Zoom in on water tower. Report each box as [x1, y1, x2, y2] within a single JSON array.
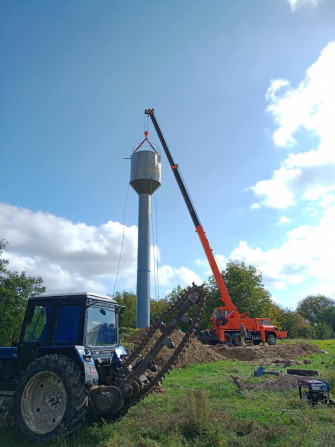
[[130, 132, 161, 328]]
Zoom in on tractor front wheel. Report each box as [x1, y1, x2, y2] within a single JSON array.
[[14, 354, 88, 442]]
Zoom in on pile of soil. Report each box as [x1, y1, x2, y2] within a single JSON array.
[[127, 329, 321, 369], [211, 342, 320, 362], [247, 374, 316, 392], [126, 329, 224, 368]]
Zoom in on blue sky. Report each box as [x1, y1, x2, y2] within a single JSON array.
[[1, 0, 335, 310]]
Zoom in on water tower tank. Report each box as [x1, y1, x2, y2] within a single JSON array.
[[130, 150, 161, 195]]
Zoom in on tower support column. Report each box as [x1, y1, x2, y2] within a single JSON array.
[[136, 193, 151, 328]]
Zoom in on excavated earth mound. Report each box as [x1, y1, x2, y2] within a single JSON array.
[[126, 329, 224, 368], [127, 330, 320, 368], [247, 374, 317, 392], [211, 342, 320, 362]]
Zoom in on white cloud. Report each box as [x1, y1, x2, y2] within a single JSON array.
[[230, 199, 335, 298], [251, 167, 298, 209], [0, 203, 201, 296], [287, 0, 323, 12], [158, 265, 203, 288], [195, 254, 226, 278], [252, 42, 335, 209], [250, 202, 261, 210], [273, 281, 286, 290], [5, 251, 106, 294], [195, 259, 208, 268], [0, 202, 138, 293], [278, 216, 291, 225], [242, 43, 335, 302], [214, 254, 226, 271]]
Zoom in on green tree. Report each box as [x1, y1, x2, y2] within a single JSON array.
[[0, 240, 45, 346], [324, 307, 335, 333], [114, 291, 137, 328], [281, 309, 313, 338], [0, 240, 9, 273], [165, 285, 185, 303], [150, 296, 169, 323], [314, 322, 333, 340], [296, 294, 335, 330], [205, 260, 274, 320], [114, 290, 169, 328], [268, 303, 286, 329]]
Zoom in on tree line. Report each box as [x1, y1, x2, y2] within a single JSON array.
[[1, 240, 334, 346]]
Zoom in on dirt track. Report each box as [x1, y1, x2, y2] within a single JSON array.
[[126, 329, 320, 369]]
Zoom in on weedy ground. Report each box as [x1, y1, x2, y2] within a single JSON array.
[[1, 339, 334, 447]]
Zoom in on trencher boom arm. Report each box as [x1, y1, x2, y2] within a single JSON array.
[[144, 108, 236, 314]]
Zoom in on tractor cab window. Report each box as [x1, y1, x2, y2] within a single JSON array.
[[23, 305, 52, 342], [86, 306, 117, 346], [54, 304, 81, 344]]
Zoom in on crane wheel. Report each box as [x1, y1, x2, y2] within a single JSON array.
[[267, 334, 277, 345], [233, 336, 243, 347], [13, 354, 88, 442], [220, 333, 232, 347]]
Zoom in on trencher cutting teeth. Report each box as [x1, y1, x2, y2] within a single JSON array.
[[115, 284, 206, 415]]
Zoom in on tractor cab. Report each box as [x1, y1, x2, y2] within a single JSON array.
[[17, 292, 123, 372]]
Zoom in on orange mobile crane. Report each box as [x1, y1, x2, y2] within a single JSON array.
[[145, 109, 287, 346]]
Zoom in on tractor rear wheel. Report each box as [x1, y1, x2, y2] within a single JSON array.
[[14, 354, 88, 442]]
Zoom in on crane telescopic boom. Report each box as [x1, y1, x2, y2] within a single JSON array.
[[144, 108, 236, 314]]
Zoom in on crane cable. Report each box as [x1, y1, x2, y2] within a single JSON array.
[[112, 183, 130, 298], [214, 253, 224, 275], [144, 113, 149, 134], [147, 118, 160, 300]]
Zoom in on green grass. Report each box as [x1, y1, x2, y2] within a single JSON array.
[[1, 340, 335, 446]]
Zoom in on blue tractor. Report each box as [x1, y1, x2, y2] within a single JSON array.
[[0, 287, 206, 441]]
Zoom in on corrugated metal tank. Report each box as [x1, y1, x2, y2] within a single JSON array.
[[130, 150, 161, 195]]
